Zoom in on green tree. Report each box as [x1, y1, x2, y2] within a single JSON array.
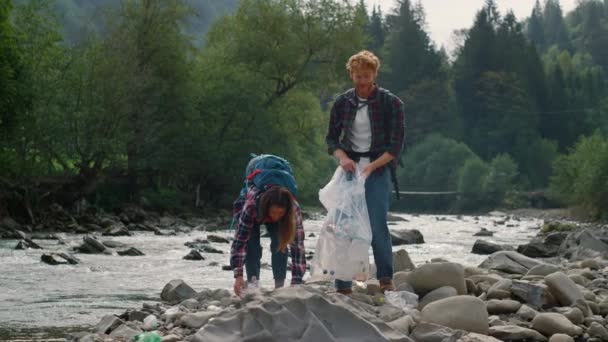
[[527, 0, 545, 50], [368, 5, 385, 52], [382, 0, 443, 94], [543, 0, 570, 50]]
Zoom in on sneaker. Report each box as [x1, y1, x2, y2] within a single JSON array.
[[336, 288, 353, 295], [379, 278, 395, 293]]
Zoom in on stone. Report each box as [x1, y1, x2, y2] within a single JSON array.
[[419, 286, 458, 310], [391, 229, 425, 245], [532, 313, 583, 337], [117, 247, 145, 256], [183, 249, 205, 260], [421, 296, 489, 334], [488, 325, 548, 341], [544, 272, 586, 308], [479, 251, 543, 275], [472, 240, 504, 255], [95, 315, 123, 334], [548, 334, 574, 342], [510, 280, 556, 310], [393, 249, 415, 272], [486, 299, 522, 315], [406, 262, 467, 296], [161, 279, 197, 305]]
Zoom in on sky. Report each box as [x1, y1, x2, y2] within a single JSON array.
[[366, 0, 579, 51]]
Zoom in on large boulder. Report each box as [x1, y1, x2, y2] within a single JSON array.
[[478, 251, 543, 274], [419, 286, 458, 310], [559, 229, 608, 256], [544, 272, 588, 314], [405, 262, 466, 295], [391, 229, 424, 245], [41, 253, 80, 265], [510, 280, 557, 310], [77, 236, 108, 254], [472, 240, 507, 255], [161, 279, 197, 305], [532, 313, 583, 337], [517, 242, 559, 258], [420, 296, 489, 334]]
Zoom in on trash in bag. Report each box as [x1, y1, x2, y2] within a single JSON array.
[[384, 291, 419, 311], [310, 166, 372, 282]]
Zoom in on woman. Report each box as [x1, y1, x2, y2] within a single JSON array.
[[230, 185, 306, 297]]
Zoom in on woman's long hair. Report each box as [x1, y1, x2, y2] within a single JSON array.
[[259, 186, 296, 252]]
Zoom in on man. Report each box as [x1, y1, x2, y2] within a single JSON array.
[[326, 50, 405, 294]]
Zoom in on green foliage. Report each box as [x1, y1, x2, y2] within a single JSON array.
[[549, 131, 608, 218], [455, 157, 490, 210]]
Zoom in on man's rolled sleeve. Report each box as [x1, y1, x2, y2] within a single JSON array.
[[326, 101, 342, 155], [388, 96, 405, 158]]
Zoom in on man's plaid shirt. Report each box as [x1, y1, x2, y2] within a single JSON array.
[[326, 86, 405, 158]]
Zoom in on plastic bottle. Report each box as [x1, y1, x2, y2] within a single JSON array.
[[134, 332, 161, 342]]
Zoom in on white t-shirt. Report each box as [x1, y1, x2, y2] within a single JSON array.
[[350, 96, 372, 152]]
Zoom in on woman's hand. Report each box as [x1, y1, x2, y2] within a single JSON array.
[[233, 276, 245, 297]]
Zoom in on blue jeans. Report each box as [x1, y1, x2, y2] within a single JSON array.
[[245, 222, 288, 282], [336, 167, 393, 290]]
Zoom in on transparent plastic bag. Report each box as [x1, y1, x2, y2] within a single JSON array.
[[311, 166, 372, 282], [384, 291, 419, 310]]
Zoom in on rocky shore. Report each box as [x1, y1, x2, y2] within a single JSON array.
[[60, 212, 608, 342]]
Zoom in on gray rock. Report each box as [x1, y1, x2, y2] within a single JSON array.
[[459, 333, 502, 342], [587, 322, 608, 340], [517, 242, 559, 258], [406, 262, 467, 295], [472, 240, 504, 255], [548, 334, 574, 342], [479, 251, 543, 274], [581, 258, 601, 270], [15, 238, 42, 250], [117, 247, 145, 256], [78, 236, 107, 254], [526, 264, 561, 277], [473, 228, 494, 237], [419, 286, 458, 310], [544, 272, 586, 308], [108, 324, 141, 339], [161, 334, 182, 342], [183, 249, 205, 260], [102, 240, 127, 248], [178, 311, 217, 329], [95, 315, 123, 334], [393, 249, 415, 272], [391, 229, 425, 245], [207, 235, 230, 243], [554, 307, 584, 325], [516, 304, 538, 321], [560, 229, 608, 255], [198, 245, 223, 254], [41, 253, 80, 265], [161, 279, 197, 305], [421, 296, 489, 334], [410, 322, 466, 342], [532, 312, 583, 337], [486, 299, 522, 315], [487, 279, 512, 300], [488, 325, 547, 341], [102, 225, 131, 237], [510, 280, 556, 310]]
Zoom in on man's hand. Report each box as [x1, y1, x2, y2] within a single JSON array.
[[362, 163, 377, 178], [339, 156, 356, 173], [233, 276, 245, 297]]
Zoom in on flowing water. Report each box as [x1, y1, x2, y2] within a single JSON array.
[[0, 212, 542, 340]]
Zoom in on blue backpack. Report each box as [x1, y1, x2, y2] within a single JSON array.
[[240, 153, 298, 198], [230, 154, 298, 230]]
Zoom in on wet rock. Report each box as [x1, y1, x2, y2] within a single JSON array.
[[161, 279, 197, 305], [393, 249, 415, 272], [102, 225, 131, 237], [102, 240, 128, 249], [391, 229, 425, 245], [96, 315, 124, 334], [472, 240, 506, 255], [117, 247, 145, 256], [517, 242, 559, 258], [473, 228, 494, 237], [41, 253, 80, 265], [77, 236, 107, 254], [15, 238, 42, 250], [197, 245, 223, 254], [183, 249, 205, 260], [207, 235, 230, 244]]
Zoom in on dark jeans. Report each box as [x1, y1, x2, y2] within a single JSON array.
[[244, 222, 288, 282], [336, 167, 393, 290]]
